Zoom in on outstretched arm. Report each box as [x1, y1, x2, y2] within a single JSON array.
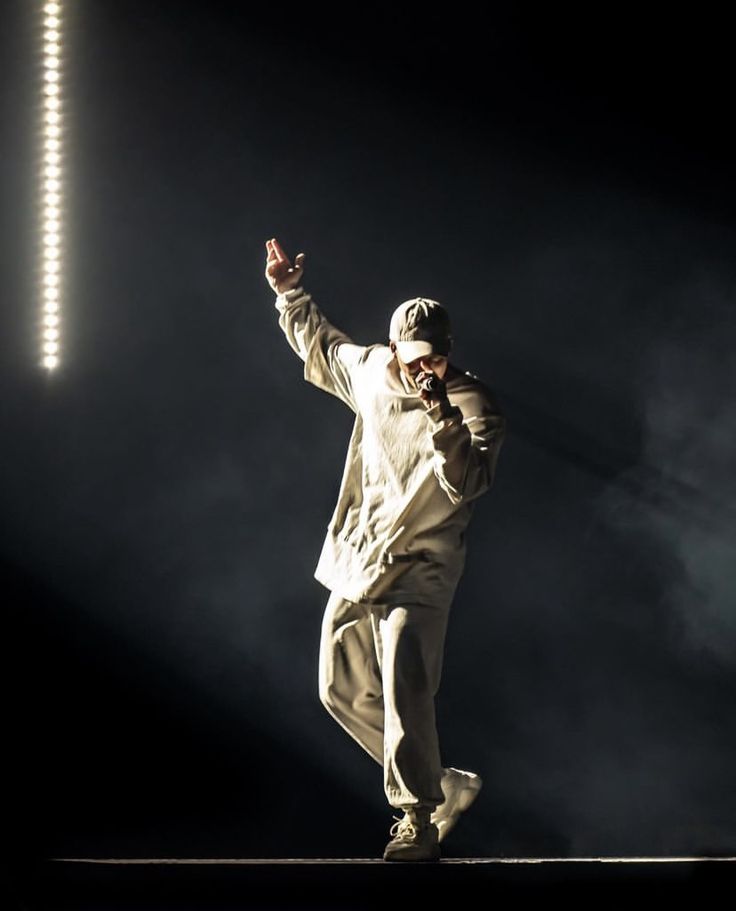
[[266, 238, 367, 412]]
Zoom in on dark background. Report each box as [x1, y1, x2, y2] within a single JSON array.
[[2, 1, 735, 865]]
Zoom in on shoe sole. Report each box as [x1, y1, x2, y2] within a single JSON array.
[[383, 850, 441, 863]]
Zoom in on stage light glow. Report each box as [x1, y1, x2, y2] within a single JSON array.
[[39, 1, 64, 370]]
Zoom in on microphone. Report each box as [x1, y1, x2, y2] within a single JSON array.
[[416, 371, 441, 393]]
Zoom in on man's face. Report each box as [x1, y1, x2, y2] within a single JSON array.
[[389, 342, 448, 386]]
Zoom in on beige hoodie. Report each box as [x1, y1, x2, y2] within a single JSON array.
[[275, 285, 506, 608]]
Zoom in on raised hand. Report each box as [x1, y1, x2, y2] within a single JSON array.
[[265, 237, 306, 294]]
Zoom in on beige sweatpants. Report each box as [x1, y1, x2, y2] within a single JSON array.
[[318, 589, 451, 811]]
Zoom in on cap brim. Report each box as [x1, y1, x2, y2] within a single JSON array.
[[394, 340, 435, 361]]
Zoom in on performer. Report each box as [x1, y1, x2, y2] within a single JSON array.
[[265, 237, 506, 861]]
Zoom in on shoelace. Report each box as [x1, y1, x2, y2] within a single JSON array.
[[389, 815, 419, 842]]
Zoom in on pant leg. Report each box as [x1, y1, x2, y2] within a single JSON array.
[[318, 590, 385, 766], [374, 600, 450, 812]]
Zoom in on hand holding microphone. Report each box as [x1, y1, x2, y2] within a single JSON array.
[[416, 369, 448, 409]]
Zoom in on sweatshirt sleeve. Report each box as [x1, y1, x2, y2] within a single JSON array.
[[274, 285, 368, 413], [423, 391, 506, 506]]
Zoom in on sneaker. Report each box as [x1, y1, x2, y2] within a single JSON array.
[[382, 808, 440, 862], [430, 767, 483, 843]]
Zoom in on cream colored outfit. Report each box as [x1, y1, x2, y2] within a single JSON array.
[[275, 285, 505, 809]]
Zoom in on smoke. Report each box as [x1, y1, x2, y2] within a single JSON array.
[[598, 268, 736, 666]]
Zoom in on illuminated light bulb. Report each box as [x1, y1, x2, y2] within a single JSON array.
[[40, 2, 63, 372]]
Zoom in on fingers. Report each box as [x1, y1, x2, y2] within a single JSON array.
[[265, 240, 305, 293], [265, 239, 283, 263], [269, 237, 288, 264]]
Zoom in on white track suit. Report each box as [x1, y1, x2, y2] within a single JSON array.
[[275, 286, 506, 810]]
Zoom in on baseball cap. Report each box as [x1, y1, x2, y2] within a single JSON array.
[[389, 297, 453, 362]]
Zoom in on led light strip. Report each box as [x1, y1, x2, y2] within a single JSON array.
[[41, 1, 63, 370]]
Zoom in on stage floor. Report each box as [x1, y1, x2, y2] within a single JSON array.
[[12, 855, 735, 908]]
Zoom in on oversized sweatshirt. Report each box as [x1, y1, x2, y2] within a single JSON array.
[[275, 285, 506, 608]]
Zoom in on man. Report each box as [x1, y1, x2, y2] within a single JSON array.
[[265, 237, 506, 861]]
